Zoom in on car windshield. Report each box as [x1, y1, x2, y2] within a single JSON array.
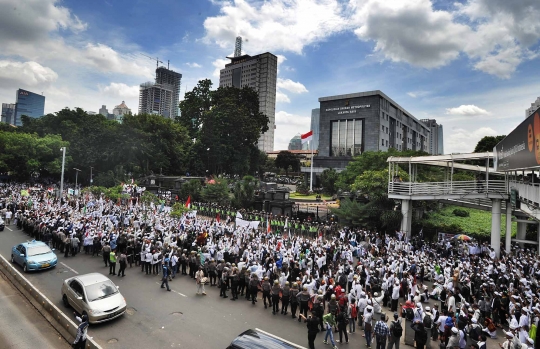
[[85, 280, 118, 302], [27, 246, 52, 256]]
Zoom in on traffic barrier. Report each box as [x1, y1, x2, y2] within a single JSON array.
[[0, 255, 102, 349]]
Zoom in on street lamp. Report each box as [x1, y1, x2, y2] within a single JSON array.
[[59, 147, 66, 202], [73, 168, 81, 193], [90, 166, 94, 185], [207, 148, 210, 175]]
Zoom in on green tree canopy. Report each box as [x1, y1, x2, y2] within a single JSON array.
[[201, 179, 230, 206], [232, 175, 258, 208], [275, 151, 300, 175], [320, 168, 338, 195], [474, 135, 506, 153]]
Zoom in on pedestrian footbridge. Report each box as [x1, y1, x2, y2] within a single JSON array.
[[387, 153, 540, 256]]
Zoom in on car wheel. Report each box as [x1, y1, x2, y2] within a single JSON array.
[[23, 264, 28, 273], [10, 255, 14, 263], [62, 295, 70, 308]]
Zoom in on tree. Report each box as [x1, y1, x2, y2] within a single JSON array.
[[201, 179, 230, 206], [179, 179, 203, 201], [232, 175, 258, 208], [474, 135, 506, 153], [320, 168, 338, 195], [170, 202, 191, 218], [178, 80, 269, 176], [275, 151, 300, 175]]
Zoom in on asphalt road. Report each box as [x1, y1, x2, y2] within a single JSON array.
[[0, 270, 70, 349], [0, 224, 504, 349]]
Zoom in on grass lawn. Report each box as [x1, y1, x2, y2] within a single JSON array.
[[289, 192, 333, 200], [422, 205, 516, 237]]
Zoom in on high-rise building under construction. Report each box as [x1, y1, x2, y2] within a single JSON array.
[[139, 67, 182, 119]]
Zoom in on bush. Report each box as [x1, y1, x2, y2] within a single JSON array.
[[296, 182, 310, 195], [453, 209, 470, 217]]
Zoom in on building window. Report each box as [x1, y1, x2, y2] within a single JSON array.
[[331, 119, 363, 156]]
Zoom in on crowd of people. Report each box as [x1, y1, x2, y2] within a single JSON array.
[[1, 182, 540, 349]]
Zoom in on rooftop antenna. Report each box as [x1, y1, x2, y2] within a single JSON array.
[[140, 53, 163, 68], [168, 60, 170, 69], [234, 36, 242, 57]]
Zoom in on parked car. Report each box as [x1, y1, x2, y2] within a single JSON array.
[[227, 329, 303, 349], [0, 217, 4, 231], [61, 273, 127, 324], [10, 240, 57, 272]]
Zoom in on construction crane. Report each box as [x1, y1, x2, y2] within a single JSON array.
[[140, 53, 163, 68]]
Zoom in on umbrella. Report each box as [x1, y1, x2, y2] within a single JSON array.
[[454, 234, 472, 241]]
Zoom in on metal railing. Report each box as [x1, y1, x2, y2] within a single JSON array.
[[510, 181, 540, 207], [389, 180, 508, 197]]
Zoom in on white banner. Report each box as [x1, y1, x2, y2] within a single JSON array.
[[235, 218, 260, 229]]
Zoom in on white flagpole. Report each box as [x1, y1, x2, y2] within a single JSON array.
[[310, 139, 314, 192]]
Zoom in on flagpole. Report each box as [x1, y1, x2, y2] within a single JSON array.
[[309, 139, 314, 192]]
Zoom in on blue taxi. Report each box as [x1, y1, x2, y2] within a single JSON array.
[[11, 240, 58, 272]]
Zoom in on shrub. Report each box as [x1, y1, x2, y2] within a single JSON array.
[[453, 209, 470, 217]]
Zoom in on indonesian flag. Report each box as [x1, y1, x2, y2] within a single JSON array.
[[267, 216, 271, 234], [301, 130, 313, 144], [185, 195, 191, 208], [216, 213, 220, 223]]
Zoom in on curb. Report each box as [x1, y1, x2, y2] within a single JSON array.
[[0, 254, 102, 349]]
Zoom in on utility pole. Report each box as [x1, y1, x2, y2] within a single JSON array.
[[74, 168, 81, 194], [59, 147, 66, 204], [90, 166, 93, 185]]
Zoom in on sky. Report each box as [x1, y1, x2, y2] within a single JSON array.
[[1, 0, 540, 153]]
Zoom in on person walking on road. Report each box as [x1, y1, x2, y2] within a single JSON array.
[[72, 313, 89, 349], [102, 242, 111, 267], [374, 314, 390, 349], [195, 266, 206, 295], [300, 313, 319, 349], [387, 313, 403, 349], [323, 312, 338, 349], [117, 251, 127, 277], [161, 258, 171, 291], [109, 249, 117, 275]]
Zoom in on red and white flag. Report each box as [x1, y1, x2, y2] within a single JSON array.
[[301, 130, 313, 144], [185, 195, 191, 208]]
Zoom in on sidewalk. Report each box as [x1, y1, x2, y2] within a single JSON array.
[[0, 272, 71, 349]]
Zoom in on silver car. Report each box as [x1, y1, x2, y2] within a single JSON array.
[[61, 273, 127, 324]]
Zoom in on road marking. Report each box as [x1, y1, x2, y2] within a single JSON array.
[[5, 226, 13, 231], [254, 328, 307, 349], [60, 262, 79, 274], [154, 282, 187, 297]]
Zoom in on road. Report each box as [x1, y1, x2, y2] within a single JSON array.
[[0, 224, 504, 349], [0, 269, 70, 349]]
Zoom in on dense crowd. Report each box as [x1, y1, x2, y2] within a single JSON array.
[[1, 183, 540, 349]]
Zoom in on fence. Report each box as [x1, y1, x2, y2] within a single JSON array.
[[389, 180, 508, 197], [0, 255, 102, 349]]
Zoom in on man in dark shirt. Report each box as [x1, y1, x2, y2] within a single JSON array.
[[300, 313, 319, 349]]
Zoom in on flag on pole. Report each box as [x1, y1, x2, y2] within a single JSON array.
[[216, 213, 220, 223], [301, 130, 313, 144], [185, 195, 191, 208], [267, 216, 271, 234]]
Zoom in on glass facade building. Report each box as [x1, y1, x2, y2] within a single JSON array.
[[1, 103, 15, 124], [14, 89, 45, 126]]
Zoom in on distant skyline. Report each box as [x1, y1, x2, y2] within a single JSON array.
[[0, 0, 539, 153]]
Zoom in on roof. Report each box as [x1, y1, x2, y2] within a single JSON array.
[[115, 101, 129, 109], [21, 240, 48, 248], [230, 329, 305, 349], [76, 273, 111, 286], [267, 150, 318, 155]]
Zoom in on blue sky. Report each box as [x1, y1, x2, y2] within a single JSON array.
[[1, 0, 540, 153]]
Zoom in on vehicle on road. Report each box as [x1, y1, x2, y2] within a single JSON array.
[[61, 273, 127, 324], [0, 217, 4, 231], [227, 328, 305, 349], [10, 240, 57, 272]]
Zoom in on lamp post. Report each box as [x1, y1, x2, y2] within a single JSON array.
[[90, 166, 94, 185], [73, 168, 81, 194], [59, 147, 66, 203], [206, 148, 210, 175]]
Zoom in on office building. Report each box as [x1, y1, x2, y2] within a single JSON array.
[[99, 105, 109, 117], [313, 90, 430, 170], [13, 89, 45, 126], [219, 52, 278, 152], [526, 97, 540, 118], [1, 103, 15, 124], [288, 134, 302, 150], [310, 108, 320, 150], [138, 67, 182, 119], [421, 119, 444, 155]]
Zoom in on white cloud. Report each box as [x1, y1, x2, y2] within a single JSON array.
[[277, 78, 308, 94], [204, 0, 351, 54], [445, 105, 490, 116], [276, 91, 291, 103], [205, 0, 540, 78], [186, 62, 202, 68], [446, 127, 498, 153], [101, 82, 139, 99], [407, 91, 430, 98], [0, 60, 58, 86], [212, 58, 229, 78]]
